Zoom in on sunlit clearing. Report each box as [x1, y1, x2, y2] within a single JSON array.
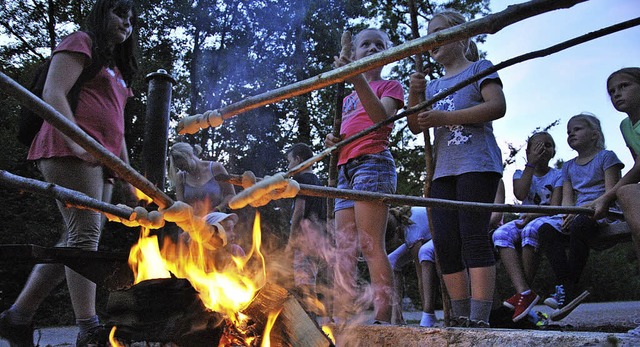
[[261, 307, 282, 347]]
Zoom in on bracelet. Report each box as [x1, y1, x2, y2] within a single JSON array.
[[524, 163, 535, 168]]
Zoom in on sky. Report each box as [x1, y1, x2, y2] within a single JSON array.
[[479, 0, 640, 203]]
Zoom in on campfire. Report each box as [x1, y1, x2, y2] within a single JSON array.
[[106, 211, 334, 347]]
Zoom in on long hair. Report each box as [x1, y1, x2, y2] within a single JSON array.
[[168, 142, 202, 187], [85, 0, 138, 86], [431, 10, 471, 56]]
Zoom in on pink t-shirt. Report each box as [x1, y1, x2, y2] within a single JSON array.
[[28, 31, 133, 161], [338, 80, 404, 165]]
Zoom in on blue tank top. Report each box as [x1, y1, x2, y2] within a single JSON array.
[[182, 162, 223, 210]]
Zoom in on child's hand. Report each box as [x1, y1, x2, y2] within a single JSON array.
[[515, 213, 535, 228], [409, 72, 426, 94], [586, 197, 609, 220], [333, 54, 352, 69], [526, 141, 548, 167], [325, 133, 344, 148], [416, 109, 448, 129], [561, 213, 576, 232], [334, 31, 353, 69]]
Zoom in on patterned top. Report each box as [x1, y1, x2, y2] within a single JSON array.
[[426, 59, 503, 179]]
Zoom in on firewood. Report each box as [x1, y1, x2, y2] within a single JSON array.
[[106, 278, 224, 346], [242, 282, 334, 347]]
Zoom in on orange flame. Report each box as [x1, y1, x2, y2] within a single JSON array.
[[108, 326, 125, 347], [134, 188, 153, 204], [260, 307, 282, 347], [322, 325, 335, 344], [127, 211, 267, 330]]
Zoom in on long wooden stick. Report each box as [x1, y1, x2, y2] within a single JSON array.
[[217, 173, 608, 216], [177, 0, 587, 134], [245, 17, 640, 190], [327, 82, 344, 220], [0, 72, 174, 209], [0, 170, 133, 220]]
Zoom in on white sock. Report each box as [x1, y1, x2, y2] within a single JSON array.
[[420, 312, 436, 327]]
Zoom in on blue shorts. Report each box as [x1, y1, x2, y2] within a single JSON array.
[[334, 150, 397, 212]]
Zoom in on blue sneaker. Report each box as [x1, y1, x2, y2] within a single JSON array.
[[543, 285, 565, 309]]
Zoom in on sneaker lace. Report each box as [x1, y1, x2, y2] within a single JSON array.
[[555, 285, 566, 306]]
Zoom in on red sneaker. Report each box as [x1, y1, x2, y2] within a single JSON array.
[[502, 293, 519, 310], [512, 291, 540, 322]]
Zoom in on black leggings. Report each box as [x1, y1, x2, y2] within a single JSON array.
[[538, 214, 599, 285], [430, 172, 500, 274]]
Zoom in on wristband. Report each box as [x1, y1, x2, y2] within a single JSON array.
[[525, 163, 535, 168]]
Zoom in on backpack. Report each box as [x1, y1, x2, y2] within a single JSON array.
[[17, 54, 100, 147]]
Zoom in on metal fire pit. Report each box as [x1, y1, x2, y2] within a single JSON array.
[[0, 244, 133, 290]]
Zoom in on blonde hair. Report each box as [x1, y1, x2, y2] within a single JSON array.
[[431, 10, 474, 60], [351, 28, 392, 59], [168, 142, 202, 187], [568, 113, 605, 150]]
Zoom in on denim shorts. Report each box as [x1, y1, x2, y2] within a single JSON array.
[[334, 150, 397, 211]]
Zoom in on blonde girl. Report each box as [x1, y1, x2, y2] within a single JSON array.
[[168, 142, 236, 216], [407, 10, 506, 327], [324, 28, 404, 324], [538, 113, 622, 320]]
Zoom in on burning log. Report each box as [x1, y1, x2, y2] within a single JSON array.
[[240, 282, 334, 347], [106, 279, 333, 347], [106, 278, 225, 346]]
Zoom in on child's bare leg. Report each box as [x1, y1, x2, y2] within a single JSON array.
[[333, 208, 359, 321], [498, 247, 529, 293], [618, 184, 640, 273], [355, 201, 393, 322], [391, 270, 405, 324], [420, 261, 437, 314], [442, 271, 469, 299], [469, 265, 496, 301], [410, 241, 425, 307], [521, 245, 540, 285]]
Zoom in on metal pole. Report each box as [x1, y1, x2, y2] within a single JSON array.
[[143, 69, 176, 191]]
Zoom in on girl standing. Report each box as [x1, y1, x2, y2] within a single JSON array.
[[0, 1, 138, 346], [168, 142, 236, 216], [492, 132, 563, 322], [324, 28, 404, 324], [407, 10, 506, 327], [538, 113, 623, 321]]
